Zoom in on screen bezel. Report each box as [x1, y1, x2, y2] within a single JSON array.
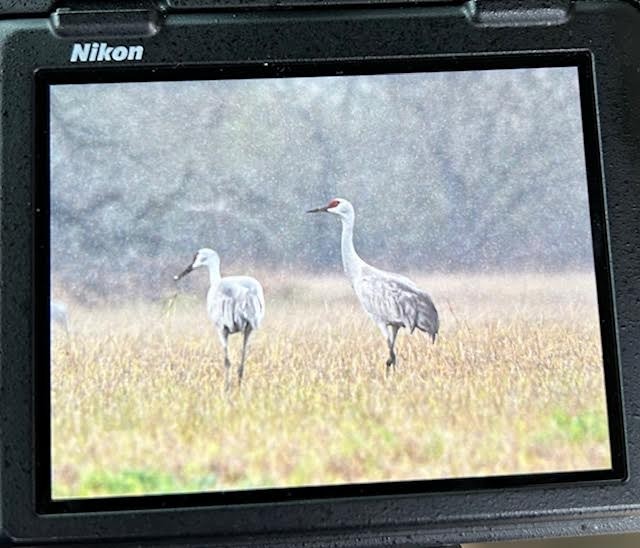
[[33, 52, 626, 515]]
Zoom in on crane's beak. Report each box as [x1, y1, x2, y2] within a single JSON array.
[[306, 206, 328, 213], [174, 263, 193, 281]]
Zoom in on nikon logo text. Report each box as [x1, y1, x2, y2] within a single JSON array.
[[70, 43, 144, 63]]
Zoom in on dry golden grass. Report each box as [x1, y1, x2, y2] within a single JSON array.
[[51, 272, 611, 498]]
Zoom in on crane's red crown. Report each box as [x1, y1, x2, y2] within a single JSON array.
[[327, 199, 341, 209]]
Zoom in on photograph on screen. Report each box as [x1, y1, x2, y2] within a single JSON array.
[[48, 66, 612, 499]]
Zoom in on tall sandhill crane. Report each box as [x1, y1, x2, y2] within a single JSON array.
[[174, 248, 265, 389], [307, 198, 438, 371], [50, 300, 69, 333]]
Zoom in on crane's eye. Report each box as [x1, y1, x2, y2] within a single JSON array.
[[328, 199, 340, 209]]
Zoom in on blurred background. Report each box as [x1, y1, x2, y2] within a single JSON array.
[[49, 66, 593, 303]]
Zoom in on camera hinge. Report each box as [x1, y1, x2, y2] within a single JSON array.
[[50, 7, 162, 38], [468, 0, 574, 27]]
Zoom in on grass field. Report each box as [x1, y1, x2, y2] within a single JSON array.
[[50, 272, 611, 499]]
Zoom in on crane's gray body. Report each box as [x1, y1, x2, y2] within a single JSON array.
[[354, 265, 439, 342], [176, 248, 264, 388], [207, 275, 265, 335]]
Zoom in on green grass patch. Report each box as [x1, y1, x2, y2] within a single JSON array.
[[68, 469, 219, 497], [535, 408, 609, 446]]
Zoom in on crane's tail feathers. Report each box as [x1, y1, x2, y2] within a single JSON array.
[[412, 323, 438, 343], [411, 293, 439, 344]]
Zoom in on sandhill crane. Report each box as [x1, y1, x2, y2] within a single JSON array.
[[174, 248, 265, 389], [50, 300, 69, 333], [307, 198, 438, 371]]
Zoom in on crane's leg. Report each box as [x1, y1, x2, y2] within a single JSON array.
[[238, 326, 252, 387], [385, 325, 399, 372], [219, 328, 231, 392]]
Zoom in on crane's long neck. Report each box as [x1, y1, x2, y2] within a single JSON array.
[[206, 261, 222, 289], [341, 215, 365, 280]]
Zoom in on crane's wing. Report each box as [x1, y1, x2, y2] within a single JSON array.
[[210, 278, 265, 333], [355, 270, 439, 341], [237, 284, 265, 330]]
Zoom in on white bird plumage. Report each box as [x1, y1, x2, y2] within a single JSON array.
[[175, 248, 265, 389], [307, 198, 439, 370]]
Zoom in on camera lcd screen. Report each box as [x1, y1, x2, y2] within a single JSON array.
[[45, 62, 620, 504]]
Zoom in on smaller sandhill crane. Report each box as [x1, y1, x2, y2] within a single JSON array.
[[174, 248, 265, 389], [307, 198, 439, 372]]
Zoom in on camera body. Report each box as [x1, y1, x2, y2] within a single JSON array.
[[1, 1, 640, 546]]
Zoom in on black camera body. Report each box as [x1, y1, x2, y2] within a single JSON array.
[[1, 1, 640, 546]]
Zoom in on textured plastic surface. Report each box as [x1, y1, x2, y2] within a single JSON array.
[[50, 8, 161, 37], [1, 1, 640, 546], [0, 0, 636, 15], [0, 0, 461, 15], [0, 0, 56, 15], [161, 0, 458, 8], [4, 0, 635, 15]]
